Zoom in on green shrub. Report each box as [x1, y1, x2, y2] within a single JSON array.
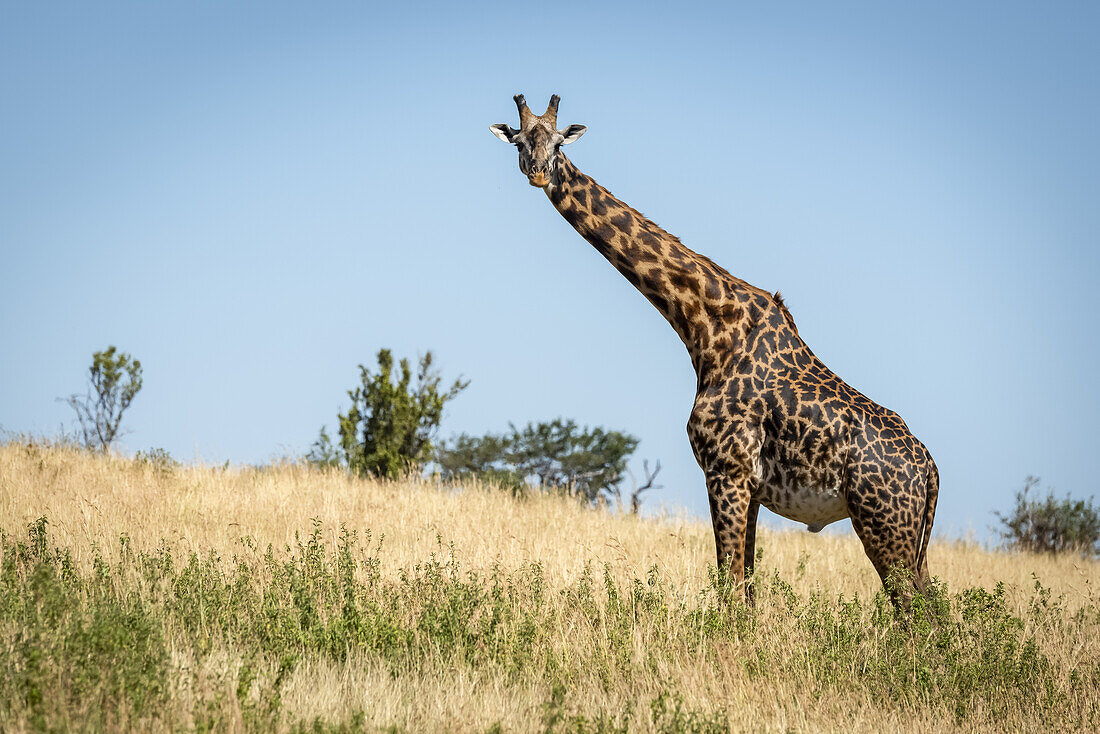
[[996, 476, 1099, 556], [309, 350, 467, 479], [0, 519, 169, 730], [135, 447, 179, 474]]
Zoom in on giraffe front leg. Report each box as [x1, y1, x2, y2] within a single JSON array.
[[705, 472, 757, 601], [688, 398, 764, 603]]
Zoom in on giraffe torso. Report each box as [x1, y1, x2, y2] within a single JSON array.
[[686, 287, 933, 532]]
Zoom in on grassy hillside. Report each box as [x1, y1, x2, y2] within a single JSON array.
[[2, 441, 1098, 732]]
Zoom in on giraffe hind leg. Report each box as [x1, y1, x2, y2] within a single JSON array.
[[846, 474, 929, 607], [743, 499, 760, 603]]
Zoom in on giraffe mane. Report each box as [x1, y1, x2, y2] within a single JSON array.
[[772, 291, 799, 335]]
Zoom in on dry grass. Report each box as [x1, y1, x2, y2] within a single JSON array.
[[2, 441, 1098, 732]]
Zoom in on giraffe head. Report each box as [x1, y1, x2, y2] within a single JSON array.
[[490, 94, 587, 188]]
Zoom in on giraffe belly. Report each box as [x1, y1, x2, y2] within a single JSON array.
[[755, 437, 850, 532], [756, 477, 849, 532]]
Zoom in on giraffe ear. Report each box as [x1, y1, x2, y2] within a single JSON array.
[[489, 124, 519, 143], [560, 124, 587, 144]]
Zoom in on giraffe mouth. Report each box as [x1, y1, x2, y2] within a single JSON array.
[[528, 173, 550, 187]]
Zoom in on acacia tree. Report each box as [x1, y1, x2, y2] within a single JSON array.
[[65, 346, 143, 452], [436, 419, 649, 506], [309, 349, 468, 479]]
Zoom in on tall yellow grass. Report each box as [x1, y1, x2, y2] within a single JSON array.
[[2, 441, 1098, 732]]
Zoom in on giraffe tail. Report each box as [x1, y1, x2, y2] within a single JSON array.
[[915, 460, 939, 590]]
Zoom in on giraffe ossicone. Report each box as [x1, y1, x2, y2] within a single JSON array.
[[490, 93, 939, 605]]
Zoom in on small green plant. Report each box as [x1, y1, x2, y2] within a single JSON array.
[[309, 350, 468, 479], [305, 427, 344, 469], [135, 447, 179, 474], [63, 346, 143, 452], [995, 476, 1099, 556], [1, 518, 169, 730]]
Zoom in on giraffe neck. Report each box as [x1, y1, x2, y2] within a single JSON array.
[[546, 154, 750, 369]]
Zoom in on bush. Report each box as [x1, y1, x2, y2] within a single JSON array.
[[309, 350, 467, 479], [135, 448, 179, 474], [995, 476, 1099, 556]]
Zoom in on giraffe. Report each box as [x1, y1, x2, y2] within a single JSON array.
[[490, 94, 939, 604]]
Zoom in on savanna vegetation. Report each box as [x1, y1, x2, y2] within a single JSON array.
[[308, 349, 657, 512], [2, 440, 1098, 732], [996, 476, 1100, 557]]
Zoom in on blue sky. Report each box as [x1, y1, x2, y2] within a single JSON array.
[[2, 1, 1097, 540]]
